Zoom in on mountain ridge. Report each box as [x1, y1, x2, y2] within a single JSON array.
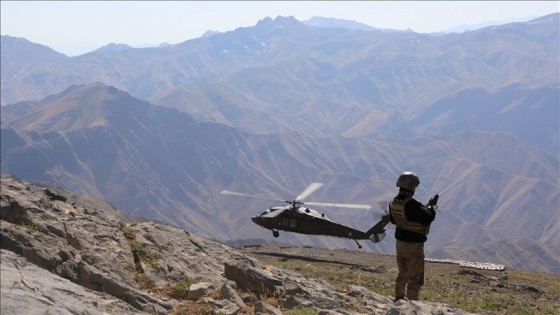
[[1, 15, 557, 154]]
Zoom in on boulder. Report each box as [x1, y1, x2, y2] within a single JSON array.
[[221, 281, 247, 308], [224, 260, 283, 295], [212, 299, 241, 315], [187, 282, 215, 300], [254, 300, 283, 315]]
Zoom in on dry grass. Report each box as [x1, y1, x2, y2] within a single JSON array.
[[130, 244, 559, 314], [242, 246, 560, 315]]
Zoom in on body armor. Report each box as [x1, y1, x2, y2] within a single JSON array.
[[390, 197, 430, 235]]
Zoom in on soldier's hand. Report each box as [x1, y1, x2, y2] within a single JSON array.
[[381, 214, 390, 223], [428, 194, 439, 206], [427, 205, 436, 217]]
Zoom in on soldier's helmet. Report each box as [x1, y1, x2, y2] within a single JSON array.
[[396, 171, 420, 192]]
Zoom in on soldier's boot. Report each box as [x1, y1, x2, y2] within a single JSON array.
[[407, 285, 420, 300], [395, 280, 406, 302]]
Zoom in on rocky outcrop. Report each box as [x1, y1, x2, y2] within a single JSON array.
[[0, 174, 473, 314], [1, 249, 143, 315]]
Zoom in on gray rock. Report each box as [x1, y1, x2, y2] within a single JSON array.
[[0, 249, 142, 315], [254, 300, 283, 315], [224, 260, 283, 295], [221, 282, 247, 308], [0, 175, 172, 314], [212, 299, 241, 315], [284, 278, 305, 295], [387, 299, 474, 314], [187, 282, 215, 300]]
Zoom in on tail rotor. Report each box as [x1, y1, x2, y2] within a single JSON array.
[[367, 200, 392, 243]]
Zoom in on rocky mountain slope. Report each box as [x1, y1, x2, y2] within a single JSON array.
[[1, 173, 481, 314]]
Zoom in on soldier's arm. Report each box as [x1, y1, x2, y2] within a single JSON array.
[[405, 199, 435, 225]]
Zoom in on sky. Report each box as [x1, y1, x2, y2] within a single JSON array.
[[1, 1, 558, 57]]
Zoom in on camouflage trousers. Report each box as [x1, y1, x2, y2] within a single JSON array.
[[395, 240, 425, 300]]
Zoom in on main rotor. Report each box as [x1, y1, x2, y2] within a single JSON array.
[[220, 182, 371, 210]]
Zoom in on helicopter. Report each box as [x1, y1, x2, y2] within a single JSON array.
[[220, 182, 390, 249]]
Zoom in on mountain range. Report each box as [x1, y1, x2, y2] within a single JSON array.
[[1, 14, 559, 274]]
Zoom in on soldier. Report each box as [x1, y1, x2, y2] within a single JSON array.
[[389, 171, 436, 301]]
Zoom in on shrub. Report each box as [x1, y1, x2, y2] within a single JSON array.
[[134, 272, 156, 290], [118, 221, 136, 240], [171, 277, 196, 299]]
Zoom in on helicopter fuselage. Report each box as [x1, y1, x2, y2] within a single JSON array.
[[220, 183, 388, 247], [252, 206, 371, 239]]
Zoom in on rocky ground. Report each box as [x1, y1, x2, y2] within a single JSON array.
[[241, 246, 560, 315]]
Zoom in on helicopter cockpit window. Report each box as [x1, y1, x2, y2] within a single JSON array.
[[281, 217, 297, 228], [261, 207, 279, 216]]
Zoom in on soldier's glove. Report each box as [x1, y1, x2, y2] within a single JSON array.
[[381, 214, 390, 223], [428, 194, 439, 207], [427, 206, 437, 217]]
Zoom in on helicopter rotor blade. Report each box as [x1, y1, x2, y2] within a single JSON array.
[[296, 182, 325, 201], [220, 190, 285, 202], [303, 201, 371, 209]]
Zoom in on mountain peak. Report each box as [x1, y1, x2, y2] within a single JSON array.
[[3, 82, 140, 132], [1, 35, 68, 61], [273, 15, 299, 24], [57, 82, 132, 102], [93, 43, 133, 53], [255, 15, 302, 29]]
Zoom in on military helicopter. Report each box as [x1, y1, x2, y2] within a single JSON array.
[[220, 182, 390, 249]]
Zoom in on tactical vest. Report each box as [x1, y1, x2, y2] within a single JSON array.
[[390, 198, 430, 235]]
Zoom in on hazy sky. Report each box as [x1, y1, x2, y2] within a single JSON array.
[[2, 1, 558, 56]]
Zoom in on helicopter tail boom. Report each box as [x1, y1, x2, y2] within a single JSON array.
[[366, 214, 391, 243]]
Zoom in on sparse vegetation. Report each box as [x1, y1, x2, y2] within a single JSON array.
[[141, 247, 161, 270], [262, 294, 280, 308], [134, 272, 156, 290], [243, 246, 560, 315], [21, 222, 40, 232], [118, 221, 136, 239], [154, 277, 227, 315], [119, 222, 161, 272], [168, 303, 214, 315], [171, 277, 196, 299]]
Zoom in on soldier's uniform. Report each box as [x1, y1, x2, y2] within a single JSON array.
[[389, 172, 436, 301]]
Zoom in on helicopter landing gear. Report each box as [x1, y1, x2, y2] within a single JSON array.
[[353, 239, 362, 249], [272, 230, 280, 238]]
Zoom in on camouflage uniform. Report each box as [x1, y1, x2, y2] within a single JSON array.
[[389, 189, 435, 301], [395, 240, 425, 300]]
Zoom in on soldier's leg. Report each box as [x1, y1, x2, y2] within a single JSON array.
[[394, 240, 408, 300], [405, 243, 425, 300]]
